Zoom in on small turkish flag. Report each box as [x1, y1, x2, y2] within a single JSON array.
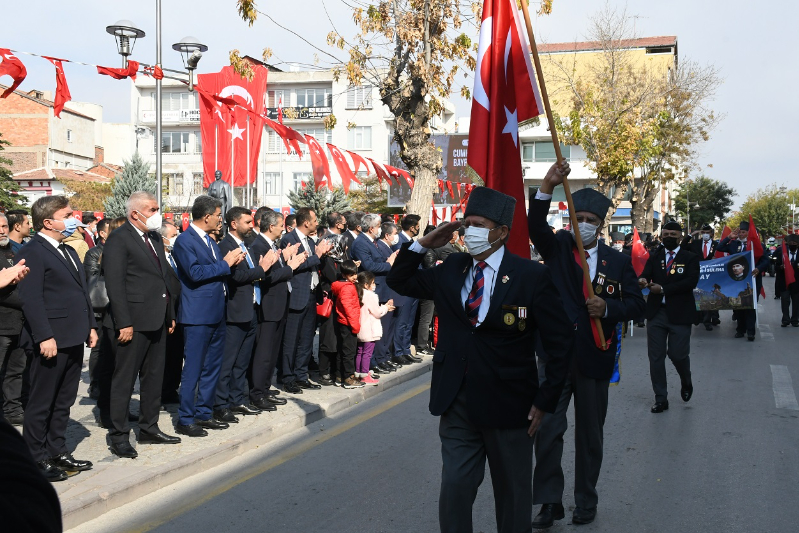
[[264, 117, 305, 157], [431, 200, 439, 225], [631, 227, 649, 277], [93, 211, 104, 221], [43, 57, 71, 118], [277, 96, 284, 125], [164, 212, 174, 221], [181, 213, 190, 231], [386, 164, 413, 188], [97, 60, 139, 81], [747, 214, 764, 262], [327, 143, 361, 194], [0, 49, 27, 98], [467, 0, 544, 257], [346, 150, 370, 177], [714, 226, 731, 258], [305, 135, 330, 190], [368, 158, 390, 186], [72, 211, 83, 223]]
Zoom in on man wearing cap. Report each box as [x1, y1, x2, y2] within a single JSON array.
[[387, 187, 574, 533], [528, 161, 645, 527], [716, 221, 769, 340], [776, 234, 799, 327], [685, 224, 720, 330], [638, 220, 700, 413]]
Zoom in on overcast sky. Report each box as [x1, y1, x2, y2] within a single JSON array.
[[3, 0, 797, 208]]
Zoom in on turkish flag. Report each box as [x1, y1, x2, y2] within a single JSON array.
[[328, 143, 361, 193], [43, 57, 71, 118], [72, 211, 82, 223], [181, 213, 190, 231], [264, 117, 305, 157], [306, 135, 330, 190], [97, 60, 139, 81], [368, 158, 390, 186], [631, 227, 649, 277], [164, 212, 174, 221], [386, 164, 413, 188], [93, 211, 104, 221], [346, 150, 370, 176], [197, 66, 267, 187], [431, 200, 439, 225], [783, 241, 796, 288], [714, 226, 731, 258], [747, 214, 764, 262], [467, 0, 544, 257], [0, 49, 27, 98]]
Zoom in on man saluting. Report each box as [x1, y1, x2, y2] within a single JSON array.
[[387, 187, 574, 533]]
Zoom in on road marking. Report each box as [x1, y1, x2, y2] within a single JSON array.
[[126, 380, 431, 533], [770, 365, 799, 410], [758, 324, 774, 341]]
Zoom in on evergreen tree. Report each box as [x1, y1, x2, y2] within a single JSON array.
[[287, 183, 351, 224], [103, 153, 156, 217], [0, 132, 27, 210]]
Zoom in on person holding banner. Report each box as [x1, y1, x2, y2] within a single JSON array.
[[528, 161, 645, 528], [716, 221, 769, 340], [686, 224, 721, 330], [776, 234, 799, 327], [639, 221, 700, 413]]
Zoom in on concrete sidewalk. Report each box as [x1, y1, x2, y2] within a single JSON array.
[[16, 350, 432, 530]]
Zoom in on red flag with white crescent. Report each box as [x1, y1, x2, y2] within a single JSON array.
[[347, 150, 370, 176], [43, 57, 71, 118], [328, 143, 361, 193], [0, 49, 27, 98], [368, 158, 390, 186], [715, 226, 731, 258], [264, 117, 305, 157], [631, 227, 649, 277], [306, 135, 330, 190], [467, 0, 544, 257], [181, 213, 190, 231]]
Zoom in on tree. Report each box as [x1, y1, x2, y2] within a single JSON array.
[[0, 132, 27, 210], [727, 185, 791, 237], [347, 175, 404, 214], [103, 153, 156, 218], [673, 176, 735, 232], [287, 182, 351, 223], [60, 179, 113, 212], [235, 0, 480, 228]]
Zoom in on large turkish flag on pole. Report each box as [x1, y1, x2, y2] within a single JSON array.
[[467, 0, 543, 257], [197, 66, 267, 187]]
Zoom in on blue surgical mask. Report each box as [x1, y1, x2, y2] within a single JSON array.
[[55, 217, 79, 237]]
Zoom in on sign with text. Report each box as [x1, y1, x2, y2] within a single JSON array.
[[693, 251, 756, 311]]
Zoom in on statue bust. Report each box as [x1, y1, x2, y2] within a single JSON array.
[[206, 170, 232, 220]]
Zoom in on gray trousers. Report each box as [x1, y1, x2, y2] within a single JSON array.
[[439, 385, 534, 533], [646, 307, 692, 402], [533, 362, 609, 510]]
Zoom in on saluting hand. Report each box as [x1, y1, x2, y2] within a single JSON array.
[[527, 405, 545, 437], [418, 221, 461, 249], [259, 249, 278, 270]]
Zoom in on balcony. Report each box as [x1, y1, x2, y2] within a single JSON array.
[[265, 106, 331, 121], [139, 109, 200, 125]]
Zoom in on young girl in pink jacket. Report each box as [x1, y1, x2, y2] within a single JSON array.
[[356, 271, 394, 385]]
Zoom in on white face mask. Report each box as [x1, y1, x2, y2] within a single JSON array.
[[463, 226, 501, 256], [702, 233, 712, 242], [391, 234, 399, 246], [137, 210, 162, 231], [612, 243, 623, 252], [570, 222, 599, 245]]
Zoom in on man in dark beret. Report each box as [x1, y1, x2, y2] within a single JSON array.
[[388, 186, 574, 533], [528, 161, 645, 527]]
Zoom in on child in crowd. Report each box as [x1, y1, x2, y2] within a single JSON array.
[[356, 271, 395, 385], [331, 260, 364, 389]]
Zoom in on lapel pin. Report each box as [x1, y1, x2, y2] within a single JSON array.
[[601, 260, 607, 266], [502, 275, 509, 283]]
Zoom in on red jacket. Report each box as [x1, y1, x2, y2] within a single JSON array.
[[332, 280, 361, 334]]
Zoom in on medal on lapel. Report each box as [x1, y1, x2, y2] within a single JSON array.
[[504, 313, 516, 325], [595, 273, 605, 295], [518, 307, 527, 331]]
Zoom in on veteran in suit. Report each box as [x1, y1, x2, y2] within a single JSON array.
[[387, 187, 573, 533], [527, 161, 646, 528]]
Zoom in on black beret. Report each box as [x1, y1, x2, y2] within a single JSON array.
[[663, 220, 682, 231], [701, 224, 713, 231], [610, 231, 625, 241], [739, 221, 750, 231], [572, 188, 612, 220], [464, 187, 516, 228]]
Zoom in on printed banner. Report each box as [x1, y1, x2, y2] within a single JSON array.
[[693, 251, 756, 311]]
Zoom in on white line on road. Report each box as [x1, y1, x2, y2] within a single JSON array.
[[770, 365, 799, 410]]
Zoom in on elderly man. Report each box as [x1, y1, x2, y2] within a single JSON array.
[[103, 192, 181, 458], [388, 187, 573, 533]]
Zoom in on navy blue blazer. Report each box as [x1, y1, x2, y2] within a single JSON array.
[[377, 239, 404, 305], [172, 226, 231, 325], [219, 233, 264, 324], [279, 229, 321, 311], [15, 233, 97, 348], [250, 234, 294, 322], [351, 233, 392, 300]]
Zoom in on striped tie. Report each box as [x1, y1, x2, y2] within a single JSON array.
[[465, 261, 487, 326]]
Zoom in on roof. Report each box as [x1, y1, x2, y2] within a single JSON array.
[[537, 36, 677, 54], [0, 84, 97, 121], [13, 167, 112, 184], [86, 163, 123, 179]]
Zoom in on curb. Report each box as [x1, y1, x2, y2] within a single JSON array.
[[62, 360, 432, 530]]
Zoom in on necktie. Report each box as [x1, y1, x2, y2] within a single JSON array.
[[58, 244, 77, 274], [302, 236, 319, 290], [274, 242, 292, 293], [465, 261, 487, 326], [168, 254, 177, 271], [204, 234, 218, 259], [241, 243, 261, 305], [704, 242, 709, 258], [666, 251, 675, 273], [143, 233, 161, 268]]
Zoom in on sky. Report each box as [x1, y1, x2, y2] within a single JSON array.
[[3, 0, 797, 209]]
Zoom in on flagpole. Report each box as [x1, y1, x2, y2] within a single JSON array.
[[520, 0, 607, 349], [246, 114, 251, 207]]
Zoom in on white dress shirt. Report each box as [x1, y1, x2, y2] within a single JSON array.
[[662, 246, 680, 303], [40, 232, 78, 271], [260, 233, 291, 292], [190, 223, 216, 259], [296, 228, 318, 290], [131, 222, 160, 257]]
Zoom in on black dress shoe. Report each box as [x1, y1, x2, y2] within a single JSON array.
[[110, 441, 139, 459], [231, 404, 262, 415], [37, 460, 68, 482], [317, 374, 335, 386], [734, 331, 745, 338], [747, 335, 755, 341], [51, 452, 93, 471], [213, 409, 239, 423], [712, 318, 721, 325], [197, 418, 229, 430], [283, 381, 303, 394], [251, 398, 278, 411], [391, 356, 408, 366], [704, 324, 713, 331], [175, 423, 208, 437], [782, 322, 789, 327], [651, 401, 669, 413], [297, 379, 322, 390], [5, 414, 23, 426], [265, 395, 288, 405], [377, 363, 395, 373], [403, 353, 422, 364], [532, 503, 565, 529], [266, 389, 281, 396], [416, 345, 434, 356], [572, 507, 597, 525], [138, 431, 181, 444], [681, 381, 693, 402]]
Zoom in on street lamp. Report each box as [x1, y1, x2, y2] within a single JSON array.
[[106, 6, 206, 209]]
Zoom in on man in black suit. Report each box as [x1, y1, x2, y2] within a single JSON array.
[[214, 207, 278, 423], [159, 221, 183, 404], [103, 192, 181, 458], [0, 213, 26, 427], [278, 208, 332, 393], [528, 163, 646, 527], [249, 210, 305, 407], [776, 235, 799, 327], [15, 196, 98, 481], [388, 187, 573, 533], [341, 211, 364, 259], [394, 215, 421, 358], [639, 220, 701, 413], [686, 224, 720, 330]]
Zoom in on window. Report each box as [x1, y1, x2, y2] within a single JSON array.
[[161, 92, 194, 111], [194, 131, 202, 154], [262, 172, 280, 196], [346, 85, 372, 109], [295, 128, 332, 157], [292, 172, 311, 192], [524, 142, 571, 162], [266, 130, 285, 154], [522, 143, 534, 162], [296, 88, 332, 108], [267, 90, 285, 108], [67, 130, 73, 143], [193, 173, 204, 194], [168, 174, 184, 196], [347, 126, 372, 150], [157, 132, 190, 153]]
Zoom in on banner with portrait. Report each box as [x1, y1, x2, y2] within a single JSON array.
[[693, 251, 756, 311]]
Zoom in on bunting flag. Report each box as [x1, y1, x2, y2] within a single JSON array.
[[368, 158, 390, 186], [0, 49, 27, 98], [467, 0, 544, 257], [346, 149, 369, 178], [714, 226, 731, 258], [328, 143, 359, 194], [97, 60, 139, 81], [306, 134, 330, 189], [631, 227, 649, 277], [264, 116, 305, 157], [783, 240, 796, 288], [43, 57, 71, 118], [385, 164, 412, 187], [431, 200, 439, 225], [143, 65, 164, 80]]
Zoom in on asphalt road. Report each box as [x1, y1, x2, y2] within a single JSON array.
[[70, 277, 799, 533]]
